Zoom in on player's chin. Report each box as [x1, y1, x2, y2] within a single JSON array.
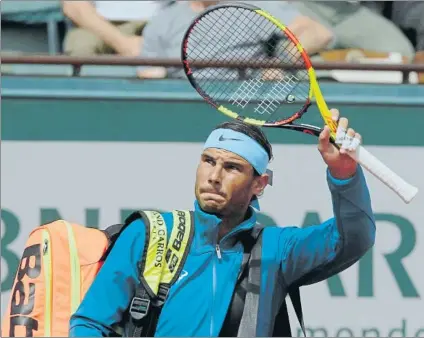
[[199, 198, 225, 214]]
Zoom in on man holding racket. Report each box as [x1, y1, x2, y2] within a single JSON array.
[[70, 108, 375, 337]]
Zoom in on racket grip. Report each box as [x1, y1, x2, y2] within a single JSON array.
[[350, 146, 419, 204]]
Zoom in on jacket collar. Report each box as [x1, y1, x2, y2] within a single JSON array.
[[192, 200, 257, 252]]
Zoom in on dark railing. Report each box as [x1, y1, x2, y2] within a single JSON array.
[[2, 55, 424, 81]]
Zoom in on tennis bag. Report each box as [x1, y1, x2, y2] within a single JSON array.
[[1, 210, 193, 337]]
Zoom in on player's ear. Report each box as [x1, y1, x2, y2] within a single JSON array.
[[252, 174, 269, 196]]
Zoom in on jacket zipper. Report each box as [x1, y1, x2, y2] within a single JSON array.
[[215, 244, 222, 259], [211, 244, 222, 336]]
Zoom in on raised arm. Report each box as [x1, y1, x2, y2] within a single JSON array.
[[279, 166, 376, 287], [62, 1, 141, 56], [279, 109, 376, 286], [69, 219, 146, 336]]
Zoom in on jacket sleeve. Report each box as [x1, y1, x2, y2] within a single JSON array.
[[279, 165, 376, 287], [69, 219, 146, 337]]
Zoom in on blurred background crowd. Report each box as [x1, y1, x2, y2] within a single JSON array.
[[1, 0, 424, 82]]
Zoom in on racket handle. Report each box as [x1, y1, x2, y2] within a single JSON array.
[[350, 146, 419, 204]]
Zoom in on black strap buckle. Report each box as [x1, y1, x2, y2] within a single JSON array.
[[129, 296, 150, 320], [158, 285, 169, 302], [151, 285, 169, 307]]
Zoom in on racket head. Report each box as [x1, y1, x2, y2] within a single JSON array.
[[181, 3, 326, 128]]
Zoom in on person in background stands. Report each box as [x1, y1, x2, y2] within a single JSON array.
[[291, 1, 415, 62], [61, 1, 174, 57], [136, 1, 336, 79], [390, 1, 424, 83], [391, 1, 424, 52]]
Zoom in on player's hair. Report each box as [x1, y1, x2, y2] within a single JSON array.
[[214, 120, 273, 167]]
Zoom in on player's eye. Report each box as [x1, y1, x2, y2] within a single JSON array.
[[226, 164, 241, 172], [204, 156, 215, 165]]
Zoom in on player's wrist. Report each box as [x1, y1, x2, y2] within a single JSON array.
[[328, 165, 357, 181]]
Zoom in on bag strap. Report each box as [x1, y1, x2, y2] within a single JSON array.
[[221, 224, 306, 337], [272, 286, 305, 337], [100, 223, 126, 261], [219, 224, 264, 337], [236, 224, 264, 337], [126, 210, 194, 337], [290, 286, 305, 337], [238, 224, 264, 280], [125, 210, 167, 337]]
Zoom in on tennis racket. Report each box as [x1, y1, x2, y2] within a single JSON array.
[[180, 2, 418, 204]]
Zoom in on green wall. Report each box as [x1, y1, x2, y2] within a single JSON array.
[[2, 76, 424, 146]]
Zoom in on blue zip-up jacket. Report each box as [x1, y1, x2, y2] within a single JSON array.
[[69, 166, 375, 336]]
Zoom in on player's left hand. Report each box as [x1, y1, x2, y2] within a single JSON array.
[[318, 108, 360, 180]]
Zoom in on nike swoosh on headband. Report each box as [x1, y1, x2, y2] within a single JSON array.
[[219, 134, 242, 142]]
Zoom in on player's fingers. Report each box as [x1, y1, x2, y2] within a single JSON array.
[[348, 133, 362, 152], [338, 117, 348, 129], [340, 128, 355, 154], [330, 108, 340, 122], [318, 125, 331, 152], [335, 117, 348, 145]]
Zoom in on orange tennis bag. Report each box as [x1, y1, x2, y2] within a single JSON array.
[[1, 219, 124, 337], [2, 209, 194, 338]]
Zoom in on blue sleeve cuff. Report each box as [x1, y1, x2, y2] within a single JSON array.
[[327, 168, 356, 186]]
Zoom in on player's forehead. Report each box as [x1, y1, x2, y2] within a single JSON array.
[[202, 148, 249, 165]]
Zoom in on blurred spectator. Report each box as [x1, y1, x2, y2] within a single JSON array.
[[360, 1, 385, 15], [389, 1, 424, 84], [137, 1, 336, 79], [62, 1, 173, 56], [391, 1, 424, 51], [291, 1, 415, 61]]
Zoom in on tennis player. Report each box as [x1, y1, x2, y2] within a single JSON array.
[[69, 108, 375, 336]]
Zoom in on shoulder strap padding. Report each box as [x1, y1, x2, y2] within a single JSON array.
[[137, 210, 168, 299], [160, 210, 194, 286], [134, 209, 194, 299]]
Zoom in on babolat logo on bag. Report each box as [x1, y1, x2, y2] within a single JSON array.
[[9, 244, 41, 337], [160, 211, 193, 284], [167, 211, 188, 272], [2, 218, 125, 337], [166, 248, 179, 273]]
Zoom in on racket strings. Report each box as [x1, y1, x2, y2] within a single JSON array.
[[197, 9, 260, 72], [185, 7, 311, 123], [258, 26, 311, 101], [188, 9, 252, 96], [230, 78, 264, 108], [254, 75, 300, 116]]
